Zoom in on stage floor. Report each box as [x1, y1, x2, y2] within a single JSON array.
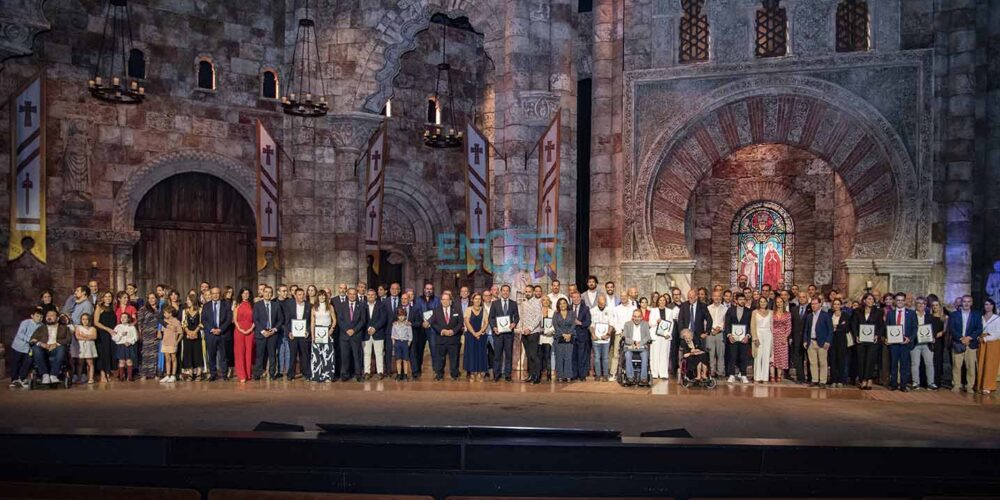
[[3, 377, 999, 441]]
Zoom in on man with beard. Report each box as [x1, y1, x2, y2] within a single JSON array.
[[412, 283, 440, 380], [583, 275, 600, 308], [29, 310, 72, 384]]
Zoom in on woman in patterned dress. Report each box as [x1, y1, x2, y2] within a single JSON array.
[[137, 293, 160, 380], [310, 290, 337, 382], [770, 296, 791, 382]]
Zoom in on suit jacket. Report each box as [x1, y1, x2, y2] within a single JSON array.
[[431, 304, 464, 345], [850, 307, 886, 343], [363, 300, 389, 340], [336, 299, 366, 340], [790, 303, 811, 347], [677, 301, 711, 336], [414, 295, 441, 331], [252, 299, 284, 339], [30, 324, 72, 346], [489, 298, 520, 334], [947, 310, 982, 351], [621, 320, 651, 348], [885, 308, 918, 348], [283, 300, 312, 339], [570, 302, 592, 342], [723, 305, 752, 339], [802, 309, 834, 347], [382, 294, 403, 318], [201, 300, 233, 336]]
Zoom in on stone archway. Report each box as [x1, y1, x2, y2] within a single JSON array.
[[351, 0, 504, 113], [112, 150, 256, 234], [629, 74, 921, 264], [381, 169, 452, 290]]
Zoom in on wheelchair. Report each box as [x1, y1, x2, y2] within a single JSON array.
[[26, 349, 74, 390], [678, 356, 716, 390], [616, 338, 651, 388]]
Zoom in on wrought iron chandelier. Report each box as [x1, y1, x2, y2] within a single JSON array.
[[423, 21, 462, 148], [87, 0, 145, 104], [282, 0, 328, 117]]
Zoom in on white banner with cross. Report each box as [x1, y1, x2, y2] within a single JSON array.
[[255, 120, 280, 271], [464, 123, 491, 275]]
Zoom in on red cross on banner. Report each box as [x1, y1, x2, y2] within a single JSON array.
[[8, 70, 46, 263], [255, 120, 280, 271], [534, 111, 560, 280], [364, 121, 388, 276], [464, 123, 492, 276]]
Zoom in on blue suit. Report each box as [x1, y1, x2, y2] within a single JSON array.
[[947, 310, 983, 352], [885, 308, 918, 388], [412, 294, 441, 378], [201, 300, 233, 377], [252, 299, 284, 379], [571, 302, 592, 380], [802, 310, 834, 348]]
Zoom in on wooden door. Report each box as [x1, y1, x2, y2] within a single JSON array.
[[133, 173, 256, 294]]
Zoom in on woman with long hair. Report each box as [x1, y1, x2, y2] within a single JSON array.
[[828, 298, 852, 388], [94, 291, 117, 382], [137, 293, 160, 380], [976, 298, 1000, 395], [553, 298, 576, 382], [852, 293, 885, 390], [463, 293, 489, 381], [770, 296, 791, 382], [233, 287, 255, 383], [930, 299, 948, 388], [648, 294, 677, 380], [38, 289, 58, 317], [750, 297, 772, 383], [310, 290, 337, 382], [180, 293, 204, 381]]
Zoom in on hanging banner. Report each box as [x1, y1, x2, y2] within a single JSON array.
[[364, 122, 388, 276], [534, 111, 560, 280], [9, 70, 46, 263], [256, 120, 280, 271], [464, 123, 491, 276]]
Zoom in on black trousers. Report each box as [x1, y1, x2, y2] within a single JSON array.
[[253, 335, 279, 379], [493, 333, 515, 379], [435, 341, 460, 379], [857, 342, 880, 381], [332, 326, 342, 378], [205, 333, 227, 376], [521, 333, 540, 381], [573, 336, 591, 379], [410, 327, 428, 376], [933, 338, 949, 386], [726, 341, 750, 376], [339, 334, 362, 379], [287, 337, 311, 379], [790, 337, 806, 381], [539, 343, 552, 377], [223, 329, 235, 370], [829, 335, 849, 384]]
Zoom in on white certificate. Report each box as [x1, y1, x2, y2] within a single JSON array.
[[859, 324, 875, 343], [595, 322, 609, 337], [542, 317, 553, 330], [496, 315, 512, 333], [314, 326, 330, 344], [656, 320, 672, 338], [291, 319, 307, 338], [422, 310, 433, 322], [917, 324, 933, 344], [886, 325, 903, 344], [731, 325, 747, 341]]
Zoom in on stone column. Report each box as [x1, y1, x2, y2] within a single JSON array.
[[843, 259, 935, 299], [327, 112, 384, 287]]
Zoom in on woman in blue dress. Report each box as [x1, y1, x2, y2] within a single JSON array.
[[463, 293, 489, 381]]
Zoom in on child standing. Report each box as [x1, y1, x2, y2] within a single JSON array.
[[76, 313, 98, 384], [8, 307, 43, 388], [112, 313, 138, 381], [391, 308, 412, 381], [159, 306, 182, 383]]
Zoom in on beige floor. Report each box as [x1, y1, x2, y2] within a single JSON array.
[[3, 377, 999, 441]]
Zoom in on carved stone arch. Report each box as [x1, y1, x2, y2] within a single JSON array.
[[382, 168, 451, 241], [112, 150, 256, 233], [353, 0, 504, 113], [633, 74, 919, 262]]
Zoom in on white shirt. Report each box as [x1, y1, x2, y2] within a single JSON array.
[[810, 311, 819, 339], [707, 303, 727, 333], [590, 305, 615, 344], [983, 314, 1000, 342], [548, 293, 568, 308], [46, 324, 58, 345], [296, 301, 305, 320], [961, 310, 970, 335], [630, 321, 643, 343], [613, 301, 637, 336], [584, 289, 598, 307], [894, 308, 907, 329]]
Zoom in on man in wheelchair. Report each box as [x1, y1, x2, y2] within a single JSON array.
[[28, 310, 72, 385], [619, 309, 651, 387], [679, 328, 713, 388]]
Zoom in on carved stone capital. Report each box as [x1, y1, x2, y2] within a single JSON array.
[[0, 0, 50, 67], [504, 90, 560, 127], [326, 112, 384, 153]]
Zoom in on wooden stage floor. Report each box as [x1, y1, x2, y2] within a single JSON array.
[[3, 376, 998, 442]]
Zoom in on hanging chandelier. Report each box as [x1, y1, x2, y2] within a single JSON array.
[[282, 0, 328, 117], [423, 21, 462, 148], [87, 0, 145, 104]]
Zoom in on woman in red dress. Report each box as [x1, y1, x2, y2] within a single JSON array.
[[114, 291, 138, 325], [232, 287, 255, 382], [770, 296, 791, 382]]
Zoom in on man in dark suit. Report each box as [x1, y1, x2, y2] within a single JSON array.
[[675, 289, 710, 376], [489, 284, 520, 382], [947, 294, 983, 393], [336, 287, 366, 381], [381, 282, 403, 375], [431, 291, 464, 380], [201, 287, 233, 381], [412, 283, 440, 380], [363, 289, 389, 379], [570, 291, 592, 381], [884, 292, 917, 391], [790, 292, 811, 382], [252, 285, 284, 380], [803, 297, 835, 388], [284, 288, 312, 380], [723, 292, 752, 383], [331, 283, 349, 378]]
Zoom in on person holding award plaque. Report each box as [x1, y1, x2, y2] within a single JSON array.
[[725, 293, 753, 384], [539, 295, 555, 381], [885, 292, 916, 391], [310, 290, 337, 382], [285, 288, 312, 381], [852, 293, 884, 390], [647, 294, 676, 380], [570, 292, 592, 381], [975, 298, 999, 395], [590, 294, 615, 382], [909, 297, 937, 390], [489, 285, 520, 382]]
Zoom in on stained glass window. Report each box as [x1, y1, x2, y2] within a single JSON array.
[[678, 0, 709, 63], [755, 0, 787, 58], [836, 0, 869, 52], [730, 201, 794, 290]]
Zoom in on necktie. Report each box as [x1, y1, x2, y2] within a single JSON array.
[[349, 302, 354, 321], [689, 305, 695, 331], [445, 307, 450, 318], [214, 301, 219, 326], [896, 310, 902, 326], [266, 302, 271, 329], [392, 297, 398, 311], [503, 300, 507, 314]]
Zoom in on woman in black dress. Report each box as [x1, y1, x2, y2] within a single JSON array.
[[851, 293, 885, 390], [679, 328, 709, 381], [180, 294, 204, 381], [828, 299, 852, 387], [94, 291, 118, 383]]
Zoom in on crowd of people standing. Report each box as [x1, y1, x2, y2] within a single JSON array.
[[6, 274, 1000, 395]]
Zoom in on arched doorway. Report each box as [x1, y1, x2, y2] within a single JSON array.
[[132, 172, 256, 294]]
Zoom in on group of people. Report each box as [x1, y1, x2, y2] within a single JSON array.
[[6, 275, 1000, 395]]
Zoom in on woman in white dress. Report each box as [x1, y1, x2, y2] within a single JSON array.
[[538, 296, 555, 381], [750, 297, 773, 383], [310, 291, 337, 382], [647, 295, 677, 379]]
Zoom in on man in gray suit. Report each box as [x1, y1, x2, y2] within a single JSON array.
[[621, 309, 652, 386]]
